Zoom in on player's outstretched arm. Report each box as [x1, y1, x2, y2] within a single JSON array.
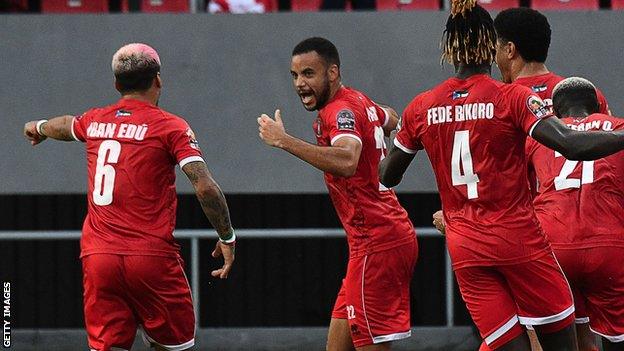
[[182, 161, 235, 279], [379, 133, 416, 188], [23, 115, 74, 145], [258, 109, 362, 177], [532, 117, 624, 160]]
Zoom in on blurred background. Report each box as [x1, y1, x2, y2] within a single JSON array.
[[1, 1, 623, 350]]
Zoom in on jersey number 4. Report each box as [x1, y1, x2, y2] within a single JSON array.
[[93, 140, 121, 206], [451, 131, 480, 199], [554, 151, 594, 190]]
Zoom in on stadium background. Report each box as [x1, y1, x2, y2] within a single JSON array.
[[1, 9, 623, 350]]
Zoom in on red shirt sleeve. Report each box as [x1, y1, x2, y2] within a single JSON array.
[[320, 102, 362, 145], [374, 103, 389, 127], [596, 89, 611, 115], [394, 96, 424, 154], [509, 85, 553, 136], [71, 110, 93, 142], [166, 117, 203, 167]]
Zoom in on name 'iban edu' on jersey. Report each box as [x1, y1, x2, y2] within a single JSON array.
[[315, 86, 415, 258], [72, 98, 203, 258], [526, 113, 624, 249], [395, 74, 553, 269]]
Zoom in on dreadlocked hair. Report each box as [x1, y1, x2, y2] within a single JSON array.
[[441, 0, 497, 66]]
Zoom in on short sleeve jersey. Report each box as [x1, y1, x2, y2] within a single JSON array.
[[315, 86, 415, 258], [72, 98, 203, 258], [526, 113, 624, 249], [514, 72, 610, 115], [395, 74, 552, 269], [517, 72, 611, 195]]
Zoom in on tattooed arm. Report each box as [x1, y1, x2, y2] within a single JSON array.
[[182, 161, 232, 237], [182, 160, 235, 279]]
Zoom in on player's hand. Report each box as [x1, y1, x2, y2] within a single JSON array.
[[211, 241, 235, 279], [258, 109, 287, 148], [24, 121, 47, 146], [432, 210, 446, 235]]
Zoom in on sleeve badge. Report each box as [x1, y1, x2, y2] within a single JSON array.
[[336, 109, 356, 131]]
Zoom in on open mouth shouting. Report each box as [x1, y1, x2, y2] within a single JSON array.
[[299, 91, 316, 110]]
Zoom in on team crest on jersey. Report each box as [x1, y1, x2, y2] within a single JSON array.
[[115, 109, 132, 118], [186, 128, 201, 150], [336, 109, 355, 131], [452, 90, 469, 100], [527, 95, 550, 119], [531, 84, 548, 93]]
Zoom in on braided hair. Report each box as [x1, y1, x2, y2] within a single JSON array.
[[441, 0, 497, 66]]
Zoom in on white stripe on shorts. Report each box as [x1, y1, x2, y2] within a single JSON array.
[[518, 304, 575, 326], [590, 327, 624, 343], [361, 255, 374, 343], [373, 330, 412, 344], [485, 315, 519, 345], [141, 326, 195, 351]]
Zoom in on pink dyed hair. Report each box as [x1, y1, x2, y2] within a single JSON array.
[[111, 43, 161, 73]]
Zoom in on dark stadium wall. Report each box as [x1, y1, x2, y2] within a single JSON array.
[[1, 12, 623, 194], [0, 193, 476, 328]]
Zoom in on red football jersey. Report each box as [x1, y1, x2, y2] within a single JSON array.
[[315, 86, 415, 258], [514, 72, 610, 115], [526, 114, 624, 249], [516, 72, 610, 196], [72, 98, 203, 258], [395, 74, 552, 269]]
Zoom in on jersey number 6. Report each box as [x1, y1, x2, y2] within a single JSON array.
[[93, 140, 121, 206]]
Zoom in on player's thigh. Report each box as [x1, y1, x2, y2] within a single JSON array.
[[575, 322, 599, 351], [501, 253, 574, 331], [82, 254, 137, 350], [123, 255, 195, 350], [454, 265, 525, 350], [328, 318, 355, 351], [581, 247, 624, 344], [342, 242, 417, 349]]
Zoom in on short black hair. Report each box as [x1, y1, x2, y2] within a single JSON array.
[[114, 55, 160, 93], [292, 37, 340, 68], [552, 77, 600, 117], [494, 8, 551, 63]]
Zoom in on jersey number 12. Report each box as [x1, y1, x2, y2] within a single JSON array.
[[451, 130, 480, 199], [93, 140, 121, 206]]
